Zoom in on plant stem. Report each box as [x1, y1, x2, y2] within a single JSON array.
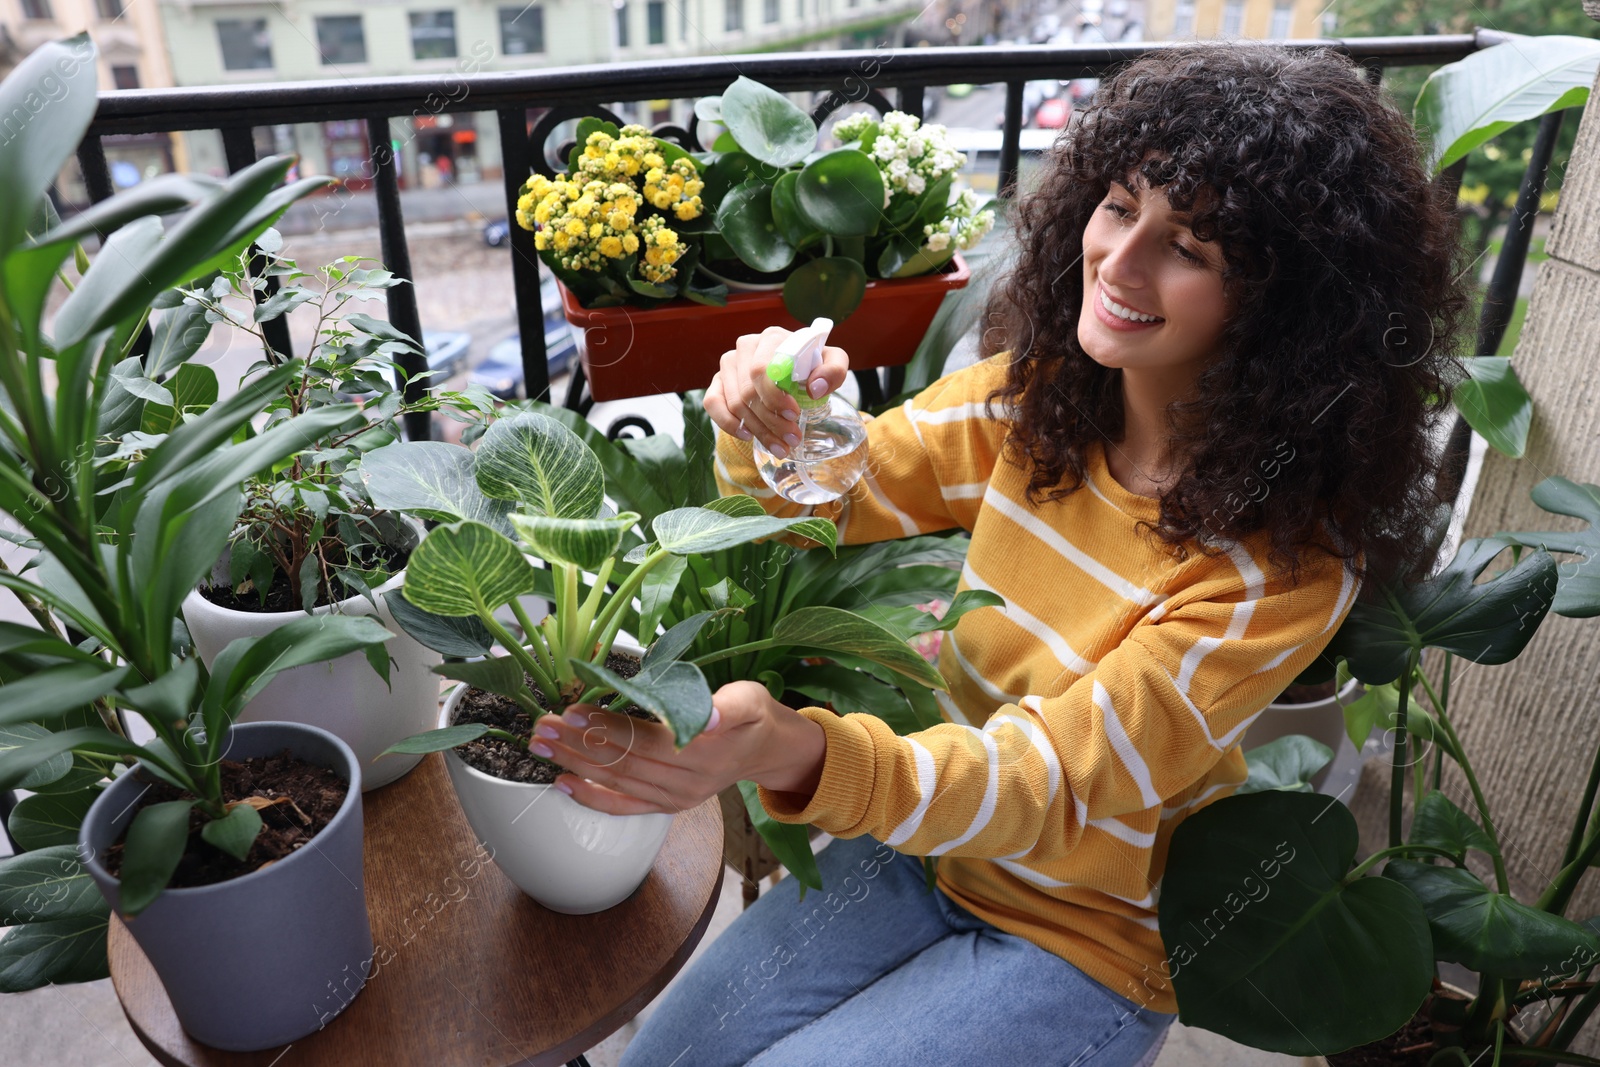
[[484, 727, 527, 747], [1562, 739, 1600, 872], [560, 563, 580, 658], [587, 548, 671, 656], [1430, 703, 1511, 894], [541, 614, 571, 689], [1548, 976, 1600, 1051], [572, 557, 615, 656], [1343, 842, 1462, 882], [479, 611, 558, 698], [1391, 648, 1417, 848], [693, 637, 782, 668], [509, 598, 557, 679]]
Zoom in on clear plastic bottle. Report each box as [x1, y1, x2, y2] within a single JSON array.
[[753, 317, 869, 505]]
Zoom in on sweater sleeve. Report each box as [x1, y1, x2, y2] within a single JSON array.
[[712, 355, 1010, 544], [757, 548, 1362, 860]]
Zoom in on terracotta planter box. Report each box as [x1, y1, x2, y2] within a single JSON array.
[[557, 252, 971, 401]]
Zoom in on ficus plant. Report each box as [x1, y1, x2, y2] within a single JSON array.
[[360, 411, 964, 767], [167, 238, 497, 612], [496, 396, 1001, 892], [1158, 477, 1600, 1064], [0, 36, 394, 989]]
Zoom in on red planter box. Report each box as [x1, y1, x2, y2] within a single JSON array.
[[556, 252, 970, 402]]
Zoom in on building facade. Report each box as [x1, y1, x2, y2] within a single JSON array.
[[156, 0, 929, 193], [1, 0, 188, 198], [1145, 0, 1337, 41]]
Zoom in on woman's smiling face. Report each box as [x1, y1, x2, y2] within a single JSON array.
[[1078, 172, 1229, 380]]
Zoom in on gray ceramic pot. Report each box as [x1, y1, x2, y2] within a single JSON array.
[[79, 721, 373, 1052]]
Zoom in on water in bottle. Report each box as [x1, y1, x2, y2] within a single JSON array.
[[752, 318, 869, 505]]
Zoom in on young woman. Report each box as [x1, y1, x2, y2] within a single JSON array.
[[530, 43, 1470, 1066]]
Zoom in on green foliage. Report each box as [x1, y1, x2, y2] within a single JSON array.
[[0, 35, 394, 986]]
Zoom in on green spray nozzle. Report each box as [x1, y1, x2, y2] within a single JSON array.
[[766, 318, 834, 410]]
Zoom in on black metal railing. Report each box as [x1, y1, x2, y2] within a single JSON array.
[[63, 27, 1556, 450]]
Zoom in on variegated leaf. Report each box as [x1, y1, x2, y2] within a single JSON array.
[[474, 412, 604, 519], [509, 511, 639, 571], [405, 521, 536, 618]]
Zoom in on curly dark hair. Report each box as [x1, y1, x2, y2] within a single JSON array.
[[978, 43, 1473, 589]]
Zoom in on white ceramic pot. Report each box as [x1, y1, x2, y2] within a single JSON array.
[[182, 528, 442, 792], [1241, 676, 1364, 793], [439, 642, 675, 914]]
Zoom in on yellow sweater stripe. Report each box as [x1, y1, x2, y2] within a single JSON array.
[[715, 353, 1360, 1013]]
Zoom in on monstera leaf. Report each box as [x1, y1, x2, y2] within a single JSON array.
[[1325, 536, 1556, 685], [1159, 791, 1432, 1054], [1499, 476, 1600, 618]]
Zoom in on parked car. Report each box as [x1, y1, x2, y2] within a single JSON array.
[[1033, 98, 1072, 129], [471, 321, 576, 399], [483, 217, 510, 247]]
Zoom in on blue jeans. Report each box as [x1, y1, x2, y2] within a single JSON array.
[[618, 833, 1175, 1067]]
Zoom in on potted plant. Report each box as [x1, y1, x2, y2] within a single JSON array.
[[516, 395, 998, 895], [1156, 477, 1600, 1063], [1237, 665, 1366, 794], [160, 239, 497, 790], [0, 36, 393, 1049], [360, 409, 968, 911], [513, 76, 994, 400]]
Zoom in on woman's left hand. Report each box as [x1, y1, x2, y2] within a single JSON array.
[[529, 680, 824, 816]]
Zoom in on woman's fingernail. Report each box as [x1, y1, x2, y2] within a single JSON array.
[[770, 442, 788, 459], [737, 425, 753, 441], [706, 706, 721, 733], [562, 709, 587, 726], [530, 741, 554, 758], [534, 720, 560, 739], [553, 779, 574, 795], [808, 378, 828, 398], [783, 432, 800, 448], [782, 409, 799, 422]]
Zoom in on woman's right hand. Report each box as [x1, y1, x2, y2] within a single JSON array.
[[704, 326, 850, 459]]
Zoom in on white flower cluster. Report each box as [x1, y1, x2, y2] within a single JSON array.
[[922, 187, 995, 254], [833, 109, 964, 207]]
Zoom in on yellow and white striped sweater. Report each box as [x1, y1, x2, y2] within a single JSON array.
[[714, 352, 1361, 1014]]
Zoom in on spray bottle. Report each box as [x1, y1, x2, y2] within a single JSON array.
[[752, 317, 869, 505]]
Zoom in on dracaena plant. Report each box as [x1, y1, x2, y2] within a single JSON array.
[[0, 36, 394, 988], [162, 238, 497, 612], [1157, 477, 1600, 1062], [359, 410, 962, 762]]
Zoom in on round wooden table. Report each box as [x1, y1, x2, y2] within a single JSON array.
[[107, 752, 726, 1066]]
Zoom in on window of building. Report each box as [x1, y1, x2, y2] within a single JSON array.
[[111, 64, 139, 90], [647, 0, 666, 43], [21, 0, 51, 18], [1173, 1, 1195, 36], [315, 15, 367, 65], [95, 0, 124, 18], [217, 18, 273, 71], [499, 5, 546, 54], [410, 11, 458, 59], [617, 0, 630, 47], [1221, 1, 1243, 36], [1269, 2, 1292, 38], [765, 0, 780, 20], [726, 0, 743, 32]]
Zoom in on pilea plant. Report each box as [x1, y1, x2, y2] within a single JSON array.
[[1159, 476, 1600, 1063], [359, 411, 962, 762]]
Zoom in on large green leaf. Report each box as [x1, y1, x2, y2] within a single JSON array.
[[1385, 859, 1599, 978], [570, 657, 714, 749], [117, 799, 195, 916], [1159, 791, 1432, 1055], [0, 34, 99, 258], [771, 606, 944, 689], [1239, 734, 1332, 794], [510, 511, 639, 571], [435, 657, 534, 706], [770, 170, 820, 247], [643, 610, 736, 673], [0, 844, 104, 923], [360, 441, 515, 537], [787, 663, 918, 734], [474, 412, 604, 519], [637, 554, 691, 643], [716, 181, 795, 274], [1325, 536, 1556, 685], [719, 75, 817, 168], [782, 256, 867, 325], [1499, 476, 1600, 618], [520, 401, 677, 522], [783, 534, 968, 613], [0, 724, 72, 792], [1409, 791, 1497, 865], [384, 588, 494, 657], [1417, 35, 1600, 172], [794, 150, 886, 237], [652, 506, 839, 557], [851, 589, 1003, 640], [8, 789, 100, 851], [380, 723, 491, 756], [0, 727, 153, 792], [737, 779, 823, 894], [0, 912, 110, 992], [1453, 357, 1531, 459], [404, 521, 538, 618], [0, 662, 128, 728]]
